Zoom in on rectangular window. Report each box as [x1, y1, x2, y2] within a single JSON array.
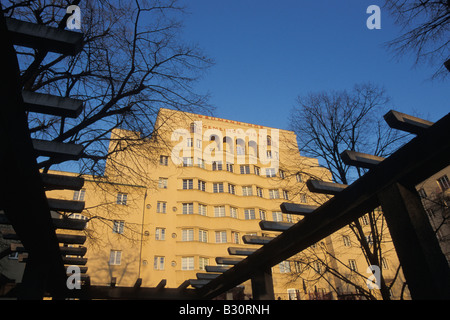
[[159, 155, 169, 166], [242, 186, 253, 196], [154, 256, 165, 270], [272, 211, 283, 222], [182, 257, 194, 270], [198, 203, 207, 216], [116, 193, 127, 205], [199, 257, 209, 271], [113, 220, 124, 234], [256, 187, 263, 198], [296, 173, 303, 182], [109, 250, 122, 265], [214, 206, 226, 217], [343, 235, 351, 247], [182, 179, 193, 190], [300, 193, 307, 203], [417, 188, 427, 198], [198, 180, 206, 191], [240, 165, 250, 174], [283, 190, 289, 200], [266, 168, 276, 177], [196, 139, 202, 148], [212, 161, 222, 171], [156, 201, 167, 213], [158, 177, 168, 189], [182, 203, 194, 215], [215, 231, 227, 243], [197, 158, 205, 169], [244, 209, 256, 220], [437, 175, 450, 191], [226, 163, 234, 172], [228, 183, 236, 194], [182, 157, 193, 167], [254, 166, 261, 175], [213, 183, 224, 193], [279, 261, 291, 273], [231, 231, 240, 244], [269, 189, 279, 199], [259, 209, 266, 220], [187, 138, 193, 147], [348, 259, 358, 272], [199, 230, 208, 243], [182, 229, 194, 241], [279, 170, 285, 179], [230, 207, 238, 219], [155, 227, 166, 241], [73, 189, 85, 201]]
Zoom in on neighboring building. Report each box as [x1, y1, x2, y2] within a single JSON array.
[[1, 108, 412, 299]]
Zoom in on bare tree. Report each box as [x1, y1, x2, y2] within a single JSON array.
[[383, 0, 450, 80], [289, 83, 410, 299], [2, 0, 214, 183]]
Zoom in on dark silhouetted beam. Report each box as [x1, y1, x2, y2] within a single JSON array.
[[227, 247, 257, 256], [41, 173, 84, 191], [215, 257, 243, 265], [197, 273, 221, 280], [242, 235, 275, 245], [340, 150, 384, 169], [32, 139, 84, 159], [259, 220, 294, 232], [47, 198, 84, 213], [306, 179, 347, 195], [22, 91, 83, 118], [205, 266, 231, 273], [280, 203, 318, 216], [384, 110, 434, 135]]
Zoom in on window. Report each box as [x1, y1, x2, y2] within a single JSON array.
[[259, 210, 266, 220], [182, 229, 194, 241], [182, 257, 194, 270], [73, 189, 85, 201], [269, 189, 279, 199], [361, 215, 370, 226], [242, 186, 253, 196], [226, 163, 234, 172], [197, 158, 205, 169], [113, 220, 124, 234], [300, 193, 307, 203], [283, 190, 289, 200], [196, 139, 202, 148], [279, 261, 291, 273], [198, 180, 206, 191], [296, 173, 303, 183], [154, 256, 165, 270], [254, 166, 261, 175], [198, 203, 207, 216], [190, 122, 196, 133], [418, 188, 427, 198], [272, 211, 283, 222], [213, 183, 224, 193], [279, 170, 285, 179], [437, 175, 450, 191], [267, 135, 272, 146], [156, 201, 167, 213], [244, 209, 256, 220], [155, 228, 166, 240], [182, 157, 193, 167], [348, 259, 358, 272], [343, 235, 351, 247], [159, 155, 169, 166], [212, 161, 222, 171], [382, 258, 389, 270], [231, 231, 240, 244], [214, 206, 226, 217], [182, 179, 193, 190], [158, 177, 168, 189], [215, 231, 227, 243], [109, 250, 122, 265], [230, 207, 238, 218], [199, 257, 209, 270], [313, 261, 322, 273], [286, 214, 293, 223], [256, 187, 263, 198], [240, 165, 250, 174], [266, 168, 276, 177], [228, 183, 236, 194], [182, 203, 194, 215], [288, 289, 300, 301], [237, 144, 245, 155], [116, 193, 127, 205], [187, 138, 193, 147], [199, 230, 208, 243]]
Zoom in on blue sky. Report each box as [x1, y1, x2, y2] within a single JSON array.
[[179, 0, 449, 130]]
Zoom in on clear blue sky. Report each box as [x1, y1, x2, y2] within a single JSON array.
[[179, 0, 449, 130]]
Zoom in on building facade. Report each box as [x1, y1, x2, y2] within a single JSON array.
[[1, 108, 412, 299]]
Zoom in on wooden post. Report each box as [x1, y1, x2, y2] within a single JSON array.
[[251, 267, 274, 300], [378, 182, 450, 299]]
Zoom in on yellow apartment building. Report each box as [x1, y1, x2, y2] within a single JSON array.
[[0, 108, 410, 299]]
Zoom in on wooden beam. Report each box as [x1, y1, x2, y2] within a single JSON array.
[[32, 139, 83, 159], [242, 235, 275, 245], [340, 150, 384, 169], [47, 198, 85, 213], [155, 279, 167, 291], [5, 17, 83, 55], [189, 279, 209, 288], [22, 91, 83, 118], [259, 220, 294, 232], [196, 273, 221, 280], [227, 247, 257, 256], [306, 179, 347, 195], [384, 110, 434, 135], [280, 202, 318, 216], [1, 229, 86, 244], [251, 267, 274, 300], [0, 214, 86, 230], [41, 173, 84, 191], [215, 257, 243, 265], [205, 266, 231, 273]]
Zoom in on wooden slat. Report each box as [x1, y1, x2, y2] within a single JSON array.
[[205, 266, 231, 273], [41, 173, 84, 190], [48, 198, 84, 213], [280, 202, 318, 216], [242, 235, 275, 245], [0, 214, 86, 230], [306, 179, 347, 195], [22, 91, 83, 118], [340, 150, 384, 169], [215, 257, 243, 265], [196, 273, 221, 280], [259, 220, 294, 232], [5, 17, 83, 55], [384, 110, 434, 135], [32, 139, 84, 159], [227, 247, 257, 256]]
